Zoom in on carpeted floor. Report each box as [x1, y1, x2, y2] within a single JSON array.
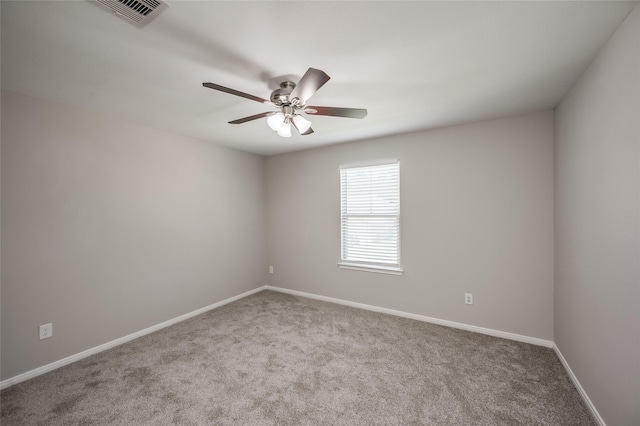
[[1, 290, 594, 425]]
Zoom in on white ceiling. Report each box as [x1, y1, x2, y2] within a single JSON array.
[[1, 1, 637, 156]]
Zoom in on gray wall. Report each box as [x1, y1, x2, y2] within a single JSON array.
[[266, 111, 554, 340], [554, 5, 640, 426], [0, 91, 267, 380]]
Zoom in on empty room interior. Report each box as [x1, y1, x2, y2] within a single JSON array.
[[1, 1, 639, 425]]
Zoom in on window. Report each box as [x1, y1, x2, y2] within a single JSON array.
[[339, 160, 402, 275]]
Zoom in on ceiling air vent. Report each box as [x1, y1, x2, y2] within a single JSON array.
[[91, 0, 168, 28]]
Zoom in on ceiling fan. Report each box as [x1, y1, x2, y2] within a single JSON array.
[[202, 68, 367, 137]]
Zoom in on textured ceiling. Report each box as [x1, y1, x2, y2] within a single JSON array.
[[1, 1, 637, 155]]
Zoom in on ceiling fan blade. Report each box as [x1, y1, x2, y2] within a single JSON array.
[[228, 112, 274, 124], [304, 106, 368, 119], [301, 127, 314, 136], [203, 82, 271, 104], [290, 68, 330, 105]]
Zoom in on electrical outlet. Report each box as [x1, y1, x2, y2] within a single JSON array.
[[465, 293, 473, 305], [39, 323, 53, 340], [269, 266, 274, 274]]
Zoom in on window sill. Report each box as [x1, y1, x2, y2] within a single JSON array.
[[338, 262, 404, 276]]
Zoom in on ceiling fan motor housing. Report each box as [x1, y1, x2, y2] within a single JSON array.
[[270, 81, 296, 106]]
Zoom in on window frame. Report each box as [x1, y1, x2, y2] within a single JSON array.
[[338, 160, 403, 275]]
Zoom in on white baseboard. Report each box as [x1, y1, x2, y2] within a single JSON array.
[[553, 344, 605, 426], [264, 285, 554, 348], [0, 285, 267, 391]]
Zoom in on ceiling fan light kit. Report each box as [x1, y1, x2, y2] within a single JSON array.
[[203, 68, 367, 138]]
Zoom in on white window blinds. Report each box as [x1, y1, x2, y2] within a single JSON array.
[[340, 161, 401, 274]]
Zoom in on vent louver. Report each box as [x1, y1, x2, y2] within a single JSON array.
[[91, 0, 168, 27]]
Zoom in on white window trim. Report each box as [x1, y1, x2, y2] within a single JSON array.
[[338, 262, 404, 275], [339, 160, 403, 275]]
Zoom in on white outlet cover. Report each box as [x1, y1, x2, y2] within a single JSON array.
[[39, 323, 53, 340]]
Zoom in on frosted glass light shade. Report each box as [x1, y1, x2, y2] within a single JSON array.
[[277, 123, 292, 137], [293, 115, 312, 133], [267, 112, 285, 131]]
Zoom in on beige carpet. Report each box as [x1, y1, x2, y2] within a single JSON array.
[[1, 290, 594, 425]]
